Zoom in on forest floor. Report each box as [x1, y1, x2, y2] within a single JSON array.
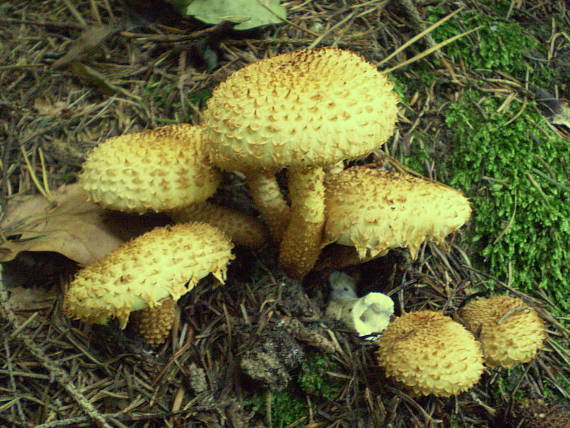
[[0, 1, 568, 427]]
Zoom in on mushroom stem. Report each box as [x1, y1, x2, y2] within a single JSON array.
[[246, 172, 290, 241], [168, 202, 268, 249], [279, 167, 326, 278], [130, 298, 177, 347]]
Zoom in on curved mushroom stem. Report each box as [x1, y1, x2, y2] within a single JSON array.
[[130, 298, 177, 348], [246, 172, 290, 242], [168, 202, 268, 249], [279, 167, 326, 278]]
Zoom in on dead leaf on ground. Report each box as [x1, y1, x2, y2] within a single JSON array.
[[0, 183, 170, 266]]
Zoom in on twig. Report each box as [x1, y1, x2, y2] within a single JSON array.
[[384, 26, 482, 73], [4, 338, 26, 425], [378, 6, 464, 67], [496, 305, 533, 325], [398, 0, 440, 55]]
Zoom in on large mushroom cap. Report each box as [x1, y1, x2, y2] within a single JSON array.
[[377, 311, 484, 397], [203, 48, 399, 172], [324, 167, 472, 259], [63, 222, 234, 328], [459, 295, 547, 368], [80, 124, 221, 213]]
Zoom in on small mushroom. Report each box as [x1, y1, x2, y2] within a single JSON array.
[[377, 311, 484, 397], [459, 295, 547, 368], [80, 124, 267, 248], [63, 222, 234, 346], [203, 48, 399, 278], [326, 272, 394, 337], [324, 166, 472, 262]]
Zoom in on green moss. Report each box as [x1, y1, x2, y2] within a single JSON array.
[[493, 368, 527, 402], [426, 7, 550, 82], [244, 391, 308, 428], [388, 75, 408, 104], [443, 90, 569, 313], [298, 353, 341, 400], [188, 87, 212, 109], [400, 132, 432, 173]]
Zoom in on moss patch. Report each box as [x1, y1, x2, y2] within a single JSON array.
[[426, 6, 552, 84], [298, 352, 341, 400], [443, 91, 569, 313]]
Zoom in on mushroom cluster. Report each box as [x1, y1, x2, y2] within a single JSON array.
[[66, 48, 517, 361]]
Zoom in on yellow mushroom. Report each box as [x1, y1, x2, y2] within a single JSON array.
[[202, 48, 399, 278], [63, 222, 234, 346], [80, 124, 267, 248], [324, 166, 472, 262], [377, 311, 484, 397], [80, 124, 220, 213], [459, 295, 547, 368]]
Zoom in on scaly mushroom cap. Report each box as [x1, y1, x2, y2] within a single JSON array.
[[459, 295, 547, 368], [80, 124, 221, 213], [377, 311, 484, 397], [63, 222, 234, 328], [203, 48, 399, 172], [325, 167, 472, 259]]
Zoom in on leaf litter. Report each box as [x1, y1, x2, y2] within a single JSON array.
[[0, 182, 168, 266]]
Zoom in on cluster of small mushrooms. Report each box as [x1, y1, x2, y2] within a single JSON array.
[[63, 48, 547, 396]]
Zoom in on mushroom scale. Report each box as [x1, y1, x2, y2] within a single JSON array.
[[63, 222, 234, 329], [325, 167, 472, 260], [80, 124, 221, 213], [377, 311, 484, 397], [459, 295, 547, 368]]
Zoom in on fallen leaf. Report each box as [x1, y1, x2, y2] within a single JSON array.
[[168, 0, 286, 31], [0, 183, 170, 266]]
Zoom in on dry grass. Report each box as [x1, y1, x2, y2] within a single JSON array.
[[1, 0, 568, 427]]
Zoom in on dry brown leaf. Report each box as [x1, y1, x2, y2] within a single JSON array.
[[0, 183, 169, 266]]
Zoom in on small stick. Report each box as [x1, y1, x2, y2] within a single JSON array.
[[496, 306, 532, 325]]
